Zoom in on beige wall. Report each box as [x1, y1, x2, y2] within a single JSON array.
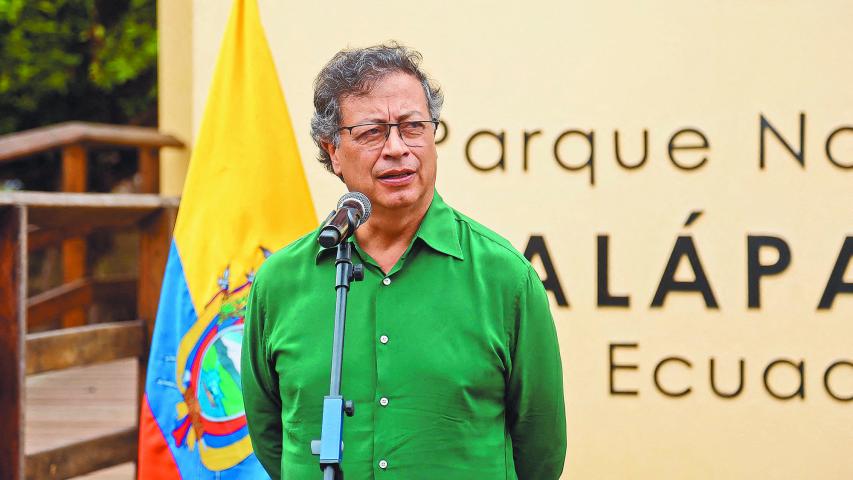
[[160, 1, 853, 477], [157, 0, 192, 196]]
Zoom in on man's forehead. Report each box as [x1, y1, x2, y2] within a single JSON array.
[[339, 72, 428, 121]]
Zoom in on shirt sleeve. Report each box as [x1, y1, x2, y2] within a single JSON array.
[[241, 272, 283, 479], [506, 265, 567, 480]]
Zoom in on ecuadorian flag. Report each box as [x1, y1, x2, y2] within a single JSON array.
[[138, 0, 315, 477]]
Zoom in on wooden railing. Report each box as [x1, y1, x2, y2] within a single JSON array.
[[0, 122, 182, 328], [0, 123, 183, 479], [0, 121, 183, 196]]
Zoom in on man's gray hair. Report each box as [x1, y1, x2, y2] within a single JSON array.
[[310, 42, 444, 173]]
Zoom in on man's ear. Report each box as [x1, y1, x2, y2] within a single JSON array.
[[325, 142, 343, 176]]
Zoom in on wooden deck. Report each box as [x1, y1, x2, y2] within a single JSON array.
[[0, 122, 180, 479], [25, 358, 138, 479]]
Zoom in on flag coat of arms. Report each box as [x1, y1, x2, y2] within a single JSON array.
[[138, 0, 316, 477]]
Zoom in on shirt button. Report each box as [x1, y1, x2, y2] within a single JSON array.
[[379, 397, 389, 406], [379, 459, 388, 469], [382, 277, 391, 286], [379, 335, 389, 344]]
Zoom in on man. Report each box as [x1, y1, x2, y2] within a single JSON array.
[[242, 42, 566, 479]]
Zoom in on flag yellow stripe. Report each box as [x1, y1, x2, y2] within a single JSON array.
[[174, 0, 316, 312]]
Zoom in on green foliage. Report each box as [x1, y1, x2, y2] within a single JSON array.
[[0, 0, 157, 134]]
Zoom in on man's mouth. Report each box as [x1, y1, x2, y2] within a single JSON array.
[[377, 169, 415, 182]]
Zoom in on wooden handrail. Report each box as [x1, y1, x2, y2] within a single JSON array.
[[0, 122, 183, 163], [27, 276, 137, 330], [0, 191, 179, 208], [26, 320, 145, 375]]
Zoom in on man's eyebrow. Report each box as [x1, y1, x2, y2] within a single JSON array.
[[347, 116, 386, 125], [348, 110, 428, 125], [397, 110, 426, 120]]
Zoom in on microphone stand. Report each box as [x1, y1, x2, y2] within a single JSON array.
[[311, 239, 363, 480]]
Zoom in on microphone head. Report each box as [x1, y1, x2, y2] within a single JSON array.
[[338, 191, 371, 227]]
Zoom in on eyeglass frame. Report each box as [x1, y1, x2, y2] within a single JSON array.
[[337, 119, 440, 147]]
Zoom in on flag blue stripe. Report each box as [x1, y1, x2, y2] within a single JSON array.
[[145, 241, 270, 479]]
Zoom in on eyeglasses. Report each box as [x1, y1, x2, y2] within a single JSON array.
[[338, 120, 439, 149]]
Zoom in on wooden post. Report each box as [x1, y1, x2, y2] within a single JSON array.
[[0, 206, 27, 480], [61, 144, 88, 327], [61, 144, 87, 192], [137, 206, 175, 362], [135, 206, 175, 475], [138, 147, 160, 194]]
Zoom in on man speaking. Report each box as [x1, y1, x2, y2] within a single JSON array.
[[241, 43, 566, 479]]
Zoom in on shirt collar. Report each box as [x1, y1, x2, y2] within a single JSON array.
[[315, 190, 464, 263], [415, 191, 464, 260]]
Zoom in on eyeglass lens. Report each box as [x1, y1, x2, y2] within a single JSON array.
[[349, 121, 435, 148]]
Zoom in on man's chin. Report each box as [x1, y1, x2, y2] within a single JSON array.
[[371, 188, 428, 213]]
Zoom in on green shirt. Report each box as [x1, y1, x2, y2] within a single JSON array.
[[241, 192, 566, 479]]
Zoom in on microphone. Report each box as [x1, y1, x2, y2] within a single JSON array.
[[318, 192, 372, 248]]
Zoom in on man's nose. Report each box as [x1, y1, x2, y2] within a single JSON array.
[[382, 125, 409, 157]]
